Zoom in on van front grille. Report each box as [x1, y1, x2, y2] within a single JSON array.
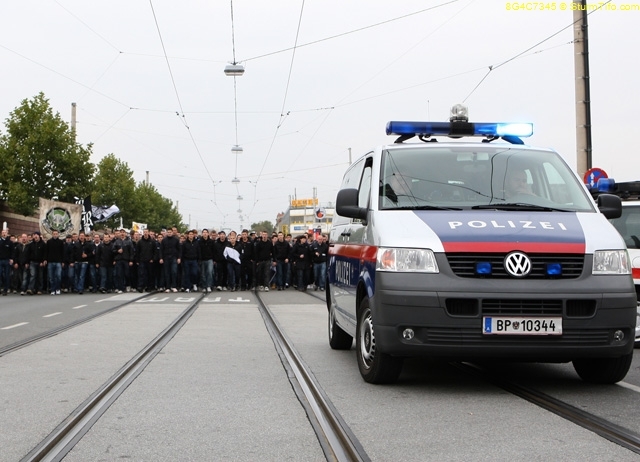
[[447, 253, 584, 279]]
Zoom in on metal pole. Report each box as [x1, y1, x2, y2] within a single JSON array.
[[71, 102, 77, 139], [573, 1, 592, 177]]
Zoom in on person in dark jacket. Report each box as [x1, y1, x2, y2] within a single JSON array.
[[159, 228, 181, 292], [254, 231, 274, 291], [88, 233, 101, 293], [310, 233, 329, 291], [239, 229, 254, 290], [154, 233, 164, 291], [213, 231, 229, 291], [96, 233, 115, 292], [27, 232, 47, 294], [45, 230, 65, 295], [198, 229, 216, 292], [74, 231, 94, 294], [291, 235, 311, 291], [113, 228, 134, 293], [181, 230, 200, 292], [136, 229, 156, 292], [0, 228, 14, 295], [63, 234, 76, 292], [273, 232, 290, 291], [13, 234, 31, 294]]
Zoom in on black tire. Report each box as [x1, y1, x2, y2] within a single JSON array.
[[572, 352, 634, 384], [328, 303, 353, 350], [356, 298, 403, 384]]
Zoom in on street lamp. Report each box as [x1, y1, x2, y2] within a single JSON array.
[[231, 145, 243, 154], [224, 63, 245, 77]]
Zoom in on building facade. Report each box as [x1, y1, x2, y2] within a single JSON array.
[[276, 198, 334, 237]]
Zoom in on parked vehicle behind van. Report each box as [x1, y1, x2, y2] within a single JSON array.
[[327, 105, 636, 384]]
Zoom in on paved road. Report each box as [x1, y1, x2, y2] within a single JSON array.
[[1, 291, 639, 461]]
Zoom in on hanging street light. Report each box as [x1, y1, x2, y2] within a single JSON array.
[[224, 63, 245, 76]]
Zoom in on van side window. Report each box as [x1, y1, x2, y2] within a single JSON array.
[[358, 161, 372, 209], [339, 156, 368, 190]]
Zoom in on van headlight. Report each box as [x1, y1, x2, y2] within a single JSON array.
[[376, 248, 439, 273], [592, 250, 631, 275]]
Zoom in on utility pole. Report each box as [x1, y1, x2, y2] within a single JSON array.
[[573, 0, 592, 177], [71, 102, 77, 139]]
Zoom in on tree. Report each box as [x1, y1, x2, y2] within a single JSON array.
[[92, 153, 136, 229], [92, 154, 184, 231], [133, 181, 183, 232], [250, 220, 275, 234], [0, 93, 94, 215]]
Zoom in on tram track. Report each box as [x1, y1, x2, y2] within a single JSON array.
[[14, 287, 637, 460], [17, 290, 369, 461], [21, 293, 205, 462], [455, 362, 640, 455], [305, 289, 640, 455], [0, 292, 153, 357], [256, 292, 369, 462]]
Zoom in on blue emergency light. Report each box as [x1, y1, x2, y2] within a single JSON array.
[[475, 261, 492, 275], [386, 121, 533, 140], [386, 104, 533, 144], [596, 178, 616, 193], [545, 263, 562, 277]]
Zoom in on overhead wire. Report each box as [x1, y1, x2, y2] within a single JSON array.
[[148, 0, 224, 221], [228, 0, 244, 227], [282, 0, 475, 176], [462, 0, 613, 102], [251, 0, 306, 212], [240, 0, 460, 63]]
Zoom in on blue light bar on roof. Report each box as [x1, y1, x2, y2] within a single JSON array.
[[386, 121, 533, 138]]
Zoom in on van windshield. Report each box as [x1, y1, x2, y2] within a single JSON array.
[[379, 145, 594, 212]]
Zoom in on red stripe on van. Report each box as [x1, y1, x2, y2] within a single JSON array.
[[330, 243, 378, 262], [443, 241, 585, 253]]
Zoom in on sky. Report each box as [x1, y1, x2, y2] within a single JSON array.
[[1, 0, 638, 232]]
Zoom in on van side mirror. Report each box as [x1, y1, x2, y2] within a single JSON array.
[[336, 188, 368, 220], [597, 193, 622, 219]]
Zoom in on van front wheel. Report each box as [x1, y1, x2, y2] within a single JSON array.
[[572, 352, 633, 384], [356, 298, 403, 384]]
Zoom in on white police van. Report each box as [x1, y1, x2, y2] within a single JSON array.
[[327, 105, 636, 384]]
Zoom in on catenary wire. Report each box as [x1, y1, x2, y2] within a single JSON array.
[[148, 0, 224, 219], [462, 0, 612, 102]]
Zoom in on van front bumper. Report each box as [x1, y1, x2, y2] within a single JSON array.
[[371, 271, 637, 360]]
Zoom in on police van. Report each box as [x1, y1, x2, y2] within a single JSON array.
[[327, 105, 636, 384]]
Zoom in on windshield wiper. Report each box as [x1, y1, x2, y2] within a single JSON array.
[[391, 205, 463, 211], [472, 203, 571, 212]]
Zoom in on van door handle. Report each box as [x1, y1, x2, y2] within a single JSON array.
[[341, 232, 351, 237]]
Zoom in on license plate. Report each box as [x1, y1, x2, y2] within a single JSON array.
[[483, 317, 562, 335]]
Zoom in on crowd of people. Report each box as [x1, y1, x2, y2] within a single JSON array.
[[0, 227, 329, 296]]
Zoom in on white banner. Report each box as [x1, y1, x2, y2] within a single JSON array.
[[132, 222, 147, 232], [39, 198, 83, 239]]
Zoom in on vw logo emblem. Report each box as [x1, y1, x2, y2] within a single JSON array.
[[504, 251, 531, 277]]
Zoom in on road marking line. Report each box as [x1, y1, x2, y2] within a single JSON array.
[[229, 297, 250, 303], [201, 297, 221, 303], [72, 305, 87, 310], [618, 381, 640, 394], [43, 312, 62, 318], [1, 322, 29, 330]]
